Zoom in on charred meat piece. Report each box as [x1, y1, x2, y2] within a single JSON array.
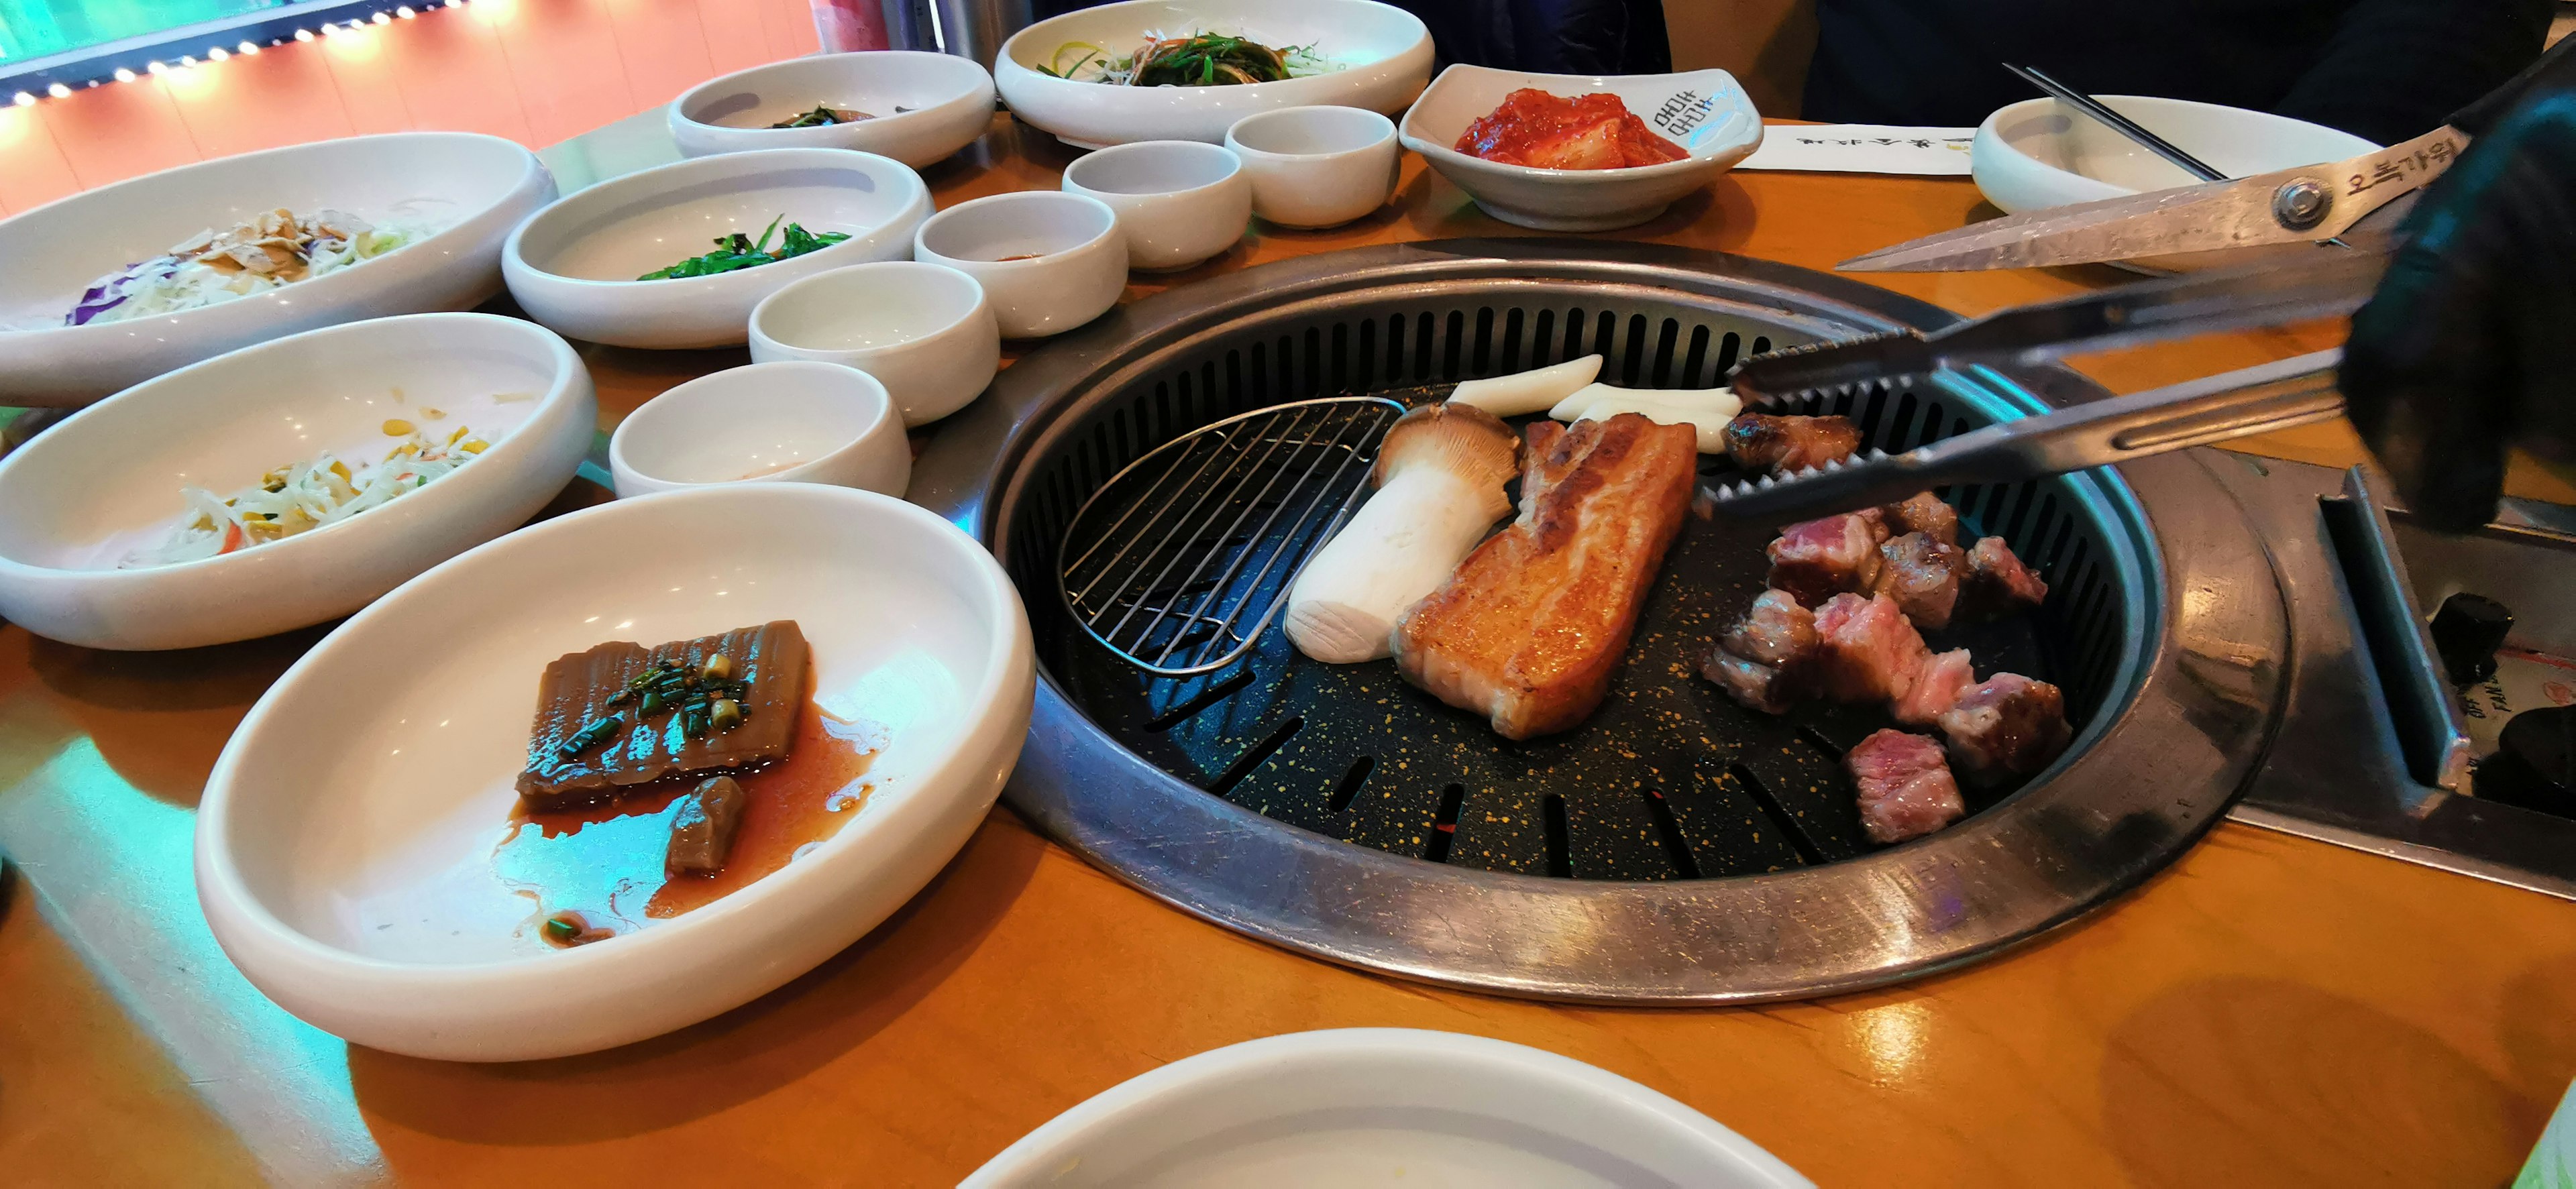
[[1847, 728, 1966, 844], [665, 775, 750, 877], [1957, 536, 2049, 621], [1394, 414, 1699, 740], [1872, 531, 1965, 630], [1766, 508, 1886, 606], [1811, 592, 1932, 704], [1892, 648, 1976, 726], [1881, 491, 1959, 546], [518, 620, 810, 805], [1937, 673, 2073, 784], [1723, 412, 1862, 475], [1702, 649, 1798, 714], [1721, 589, 1818, 669]]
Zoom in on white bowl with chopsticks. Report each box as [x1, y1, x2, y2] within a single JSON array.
[[963, 1029, 1813, 1188], [992, 0, 1434, 148], [1399, 64, 1766, 231], [1973, 95, 2378, 215], [669, 51, 997, 168], [0, 132, 554, 408], [0, 313, 594, 652], [502, 148, 930, 349], [195, 482, 1035, 1061]]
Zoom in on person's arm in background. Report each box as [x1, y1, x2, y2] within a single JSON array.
[[2275, 0, 2551, 144]]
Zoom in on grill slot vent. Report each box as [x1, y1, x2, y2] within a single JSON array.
[[1014, 280, 2147, 883]]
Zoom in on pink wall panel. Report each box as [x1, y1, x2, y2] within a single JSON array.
[[0, 105, 85, 215], [488, 0, 641, 146], [694, 0, 776, 76], [317, 28, 419, 134], [374, 9, 536, 144], [606, 0, 722, 107], [40, 76, 206, 190], [757, 0, 823, 63], [165, 42, 358, 162]]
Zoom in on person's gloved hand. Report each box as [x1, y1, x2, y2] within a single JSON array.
[[2341, 76, 2576, 532]]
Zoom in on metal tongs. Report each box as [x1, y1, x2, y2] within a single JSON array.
[[1706, 253, 2377, 518]]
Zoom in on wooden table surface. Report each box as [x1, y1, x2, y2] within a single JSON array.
[[5, 115, 2575, 1188]]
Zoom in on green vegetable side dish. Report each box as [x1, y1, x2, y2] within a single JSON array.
[[635, 216, 853, 280], [1039, 32, 1327, 87], [769, 105, 871, 128]]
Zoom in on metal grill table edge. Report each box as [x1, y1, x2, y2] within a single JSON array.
[[910, 239, 2290, 1002]]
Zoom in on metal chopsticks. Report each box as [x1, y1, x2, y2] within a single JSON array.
[[2002, 63, 2226, 182]]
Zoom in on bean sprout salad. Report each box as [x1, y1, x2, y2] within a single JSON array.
[[119, 420, 490, 569]]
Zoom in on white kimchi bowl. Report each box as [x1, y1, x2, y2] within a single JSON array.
[[993, 0, 1433, 148], [0, 313, 594, 651], [195, 482, 1035, 1061], [0, 132, 553, 407], [1399, 64, 1764, 231]]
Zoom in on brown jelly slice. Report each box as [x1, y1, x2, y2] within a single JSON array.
[[516, 620, 810, 805]]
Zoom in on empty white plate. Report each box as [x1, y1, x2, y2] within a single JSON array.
[[964, 1028, 1811, 1188]]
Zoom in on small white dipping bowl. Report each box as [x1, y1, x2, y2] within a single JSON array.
[[195, 482, 1036, 1062], [0, 313, 594, 652], [994, 0, 1433, 148], [1972, 95, 2377, 272], [608, 361, 910, 498], [748, 262, 1000, 426], [963, 1029, 1813, 1188], [0, 132, 555, 408], [503, 148, 930, 349], [1399, 64, 1765, 231], [1063, 140, 1252, 271], [1225, 106, 1403, 229], [669, 51, 996, 168], [914, 192, 1127, 339]]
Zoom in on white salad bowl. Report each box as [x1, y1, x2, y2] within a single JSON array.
[[195, 482, 1036, 1062], [1972, 95, 2377, 272], [0, 313, 594, 651], [993, 0, 1434, 148], [502, 148, 930, 349], [914, 192, 1128, 339], [669, 51, 997, 168], [0, 132, 554, 408], [608, 361, 912, 498], [1224, 107, 1402, 229], [1061, 139, 1251, 269], [1399, 64, 1766, 231], [963, 1029, 1813, 1188], [749, 261, 1001, 425]]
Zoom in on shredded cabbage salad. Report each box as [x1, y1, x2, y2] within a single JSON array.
[[68, 207, 427, 327], [120, 422, 489, 569]]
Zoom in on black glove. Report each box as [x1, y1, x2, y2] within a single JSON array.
[[2341, 58, 2576, 532]]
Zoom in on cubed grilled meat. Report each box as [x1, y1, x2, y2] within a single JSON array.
[[1881, 491, 1959, 546], [1766, 508, 1887, 606], [1847, 728, 1966, 844], [1872, 531, 1964, 630], [1937, 673, 2072, 784], [1394, 414, 1699, 739], [1702, 650, 1797, 714], [1956, 536, 2049, 622], [1723, 412, 1862, 474], [1811, 592, 1931, 704], [1721, 589, 1817, 669], [1892, 648, 1976, 726]]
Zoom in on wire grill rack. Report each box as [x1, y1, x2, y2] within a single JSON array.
[[1057, 396, 1408, 677]]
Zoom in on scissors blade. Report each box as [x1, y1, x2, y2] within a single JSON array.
[[1838, 127, 2467, 272]]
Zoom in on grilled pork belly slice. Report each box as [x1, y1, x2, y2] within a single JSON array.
[[1393, 413, 1698, 740], [1937, 673, 2072, 784], [1872, 531, 1965, 629], [1766, 508, 1887, 606], [1811, 592, 1931, 704], [1892, 648, 1976, 726], [1722, 412, 1862, 474], [1847, 728, 1966, 844], [518, 620, 810, 805], [1701, 589, 1818, 714], [1957, 536, 2049, 621], [1881, 491, 1960, 545]]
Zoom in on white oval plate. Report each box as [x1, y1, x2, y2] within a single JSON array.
[[195, 483, 1034, 1061], [965, 1028, 1813, 1188], [0, 132, 553, 407]]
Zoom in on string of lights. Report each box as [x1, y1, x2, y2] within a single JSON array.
[[5, 1, 479, 107]]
